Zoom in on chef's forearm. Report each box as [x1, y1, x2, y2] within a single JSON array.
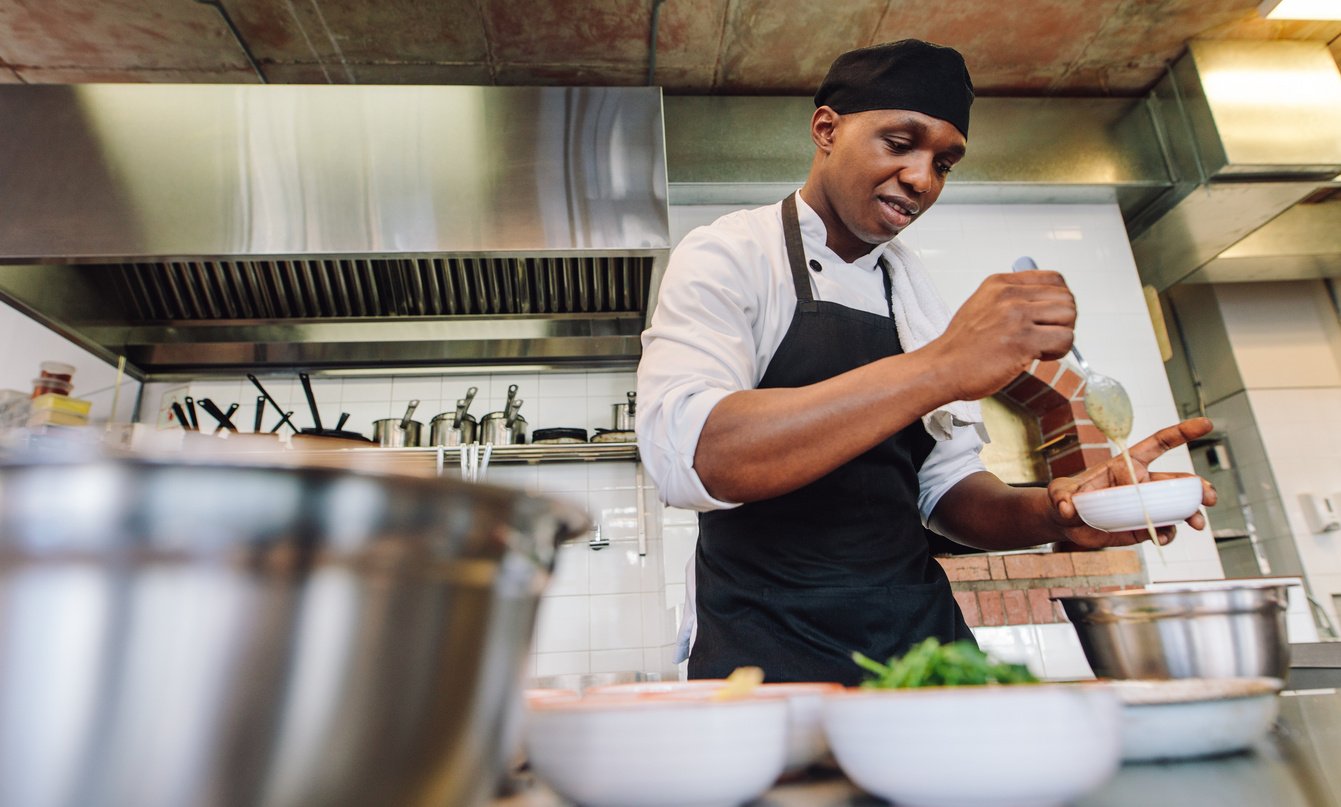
[[693, 347, 956, 503], [928, 472, 1064, 551]]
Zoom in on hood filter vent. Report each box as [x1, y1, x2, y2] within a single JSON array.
[[115, 256, 653, 322]]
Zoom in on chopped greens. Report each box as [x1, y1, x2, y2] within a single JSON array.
[[852, 638, 1039, 688]]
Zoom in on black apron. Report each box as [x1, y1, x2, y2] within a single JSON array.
[[689, 193, 974, 685]]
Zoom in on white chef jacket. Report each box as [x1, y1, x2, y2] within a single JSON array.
[[637, 193, 987, 521]]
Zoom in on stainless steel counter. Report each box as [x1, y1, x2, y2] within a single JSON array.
[[497, 689, 1341, 807]]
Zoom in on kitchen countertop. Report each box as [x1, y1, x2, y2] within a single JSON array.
[[496, 689, 1341, 807]]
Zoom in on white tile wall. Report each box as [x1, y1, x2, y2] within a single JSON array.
[[0, 298, 142, 424], [1197, 279, 1341, 632], [1247, 387, 1341, 630], [128, 367, 670, 678]]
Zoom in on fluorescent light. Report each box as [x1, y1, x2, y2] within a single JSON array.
[[1258, 0, 1341, 19]]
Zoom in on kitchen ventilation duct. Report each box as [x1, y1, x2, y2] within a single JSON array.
[[1126, 40, 1341, 291], [0, 85, 669, 375]]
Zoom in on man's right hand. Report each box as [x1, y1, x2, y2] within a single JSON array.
[[926, 270, 1077, 401]]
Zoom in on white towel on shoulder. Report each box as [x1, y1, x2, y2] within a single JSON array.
[[882, 241, 990, 444]]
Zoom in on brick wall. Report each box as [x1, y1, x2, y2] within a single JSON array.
[[937, 548, 1144, 628], [998, 359, 1114, 479]]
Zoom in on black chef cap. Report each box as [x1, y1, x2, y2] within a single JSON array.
[[814, 39, 974, 137]]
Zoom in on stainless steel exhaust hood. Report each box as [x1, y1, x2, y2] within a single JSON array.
[[1127, 41, 1341, 290], [0, 84, 670, 375]]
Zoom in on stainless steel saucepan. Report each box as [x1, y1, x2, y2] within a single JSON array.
[[430, 386, 479, 446], [612, 390, 636, 431], [0, 452, 589, 807], [373, 399, 423, 447], [481, 384, 527, 445]]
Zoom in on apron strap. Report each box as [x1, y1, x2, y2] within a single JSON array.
[[780, 193, 815, 304], [783, 191, 897, 321], [879, 255, 895, 321]]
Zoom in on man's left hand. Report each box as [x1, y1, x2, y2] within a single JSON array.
[[1047, 417, 1217, 550]]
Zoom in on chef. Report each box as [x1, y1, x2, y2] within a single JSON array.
[[636, 39, 1216, 685]]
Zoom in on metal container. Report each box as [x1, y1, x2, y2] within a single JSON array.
[[611, 404, 635, 431], [372, 417, 423, 447], [1056, 584, 1290, 680], [430, 412, 477, 446], [0, 455, 588, 807], [612, 390, 636, 431], [480, 412, 527, 446], [373, 401, 424, 447]]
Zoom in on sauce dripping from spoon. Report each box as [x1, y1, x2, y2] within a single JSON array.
[[1011, 257, 1162, 553], [1085, 376, 1162, 552]]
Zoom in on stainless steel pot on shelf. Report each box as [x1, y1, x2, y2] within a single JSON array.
[[0, 453, 588, 807], [481, 385, 527, 445], [612, 390, 636, 432], [430, 412, 477, 446], [430, 386, 479, 446], [480, 411, 527, 445], [372, 399, 424, 447]]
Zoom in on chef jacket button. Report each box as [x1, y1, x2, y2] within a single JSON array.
[[808, 259, 822, 272]]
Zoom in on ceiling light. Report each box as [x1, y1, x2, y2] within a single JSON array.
[[1258, 0, 1341, 19]]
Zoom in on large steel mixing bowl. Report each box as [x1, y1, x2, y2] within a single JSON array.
[[0, 455, 587, 807], [1056, 584, 1290, 681]]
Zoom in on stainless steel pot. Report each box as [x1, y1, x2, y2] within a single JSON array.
[[430, 412, 477, 446], [430, 388, 479, 446], [481, 387, 526, 445], [1056, 584, 1290, 680], [373, 399, 423, 447], [480, 411, 527, 445], [612, 390, 636, 431], [0, 454, 588, 807]]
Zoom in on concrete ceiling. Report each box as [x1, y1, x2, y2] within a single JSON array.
[[0, 0, 1338, 94]]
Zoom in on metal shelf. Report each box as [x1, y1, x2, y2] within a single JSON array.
[[331, 442, 639, 475]]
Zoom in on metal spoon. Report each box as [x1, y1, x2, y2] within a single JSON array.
[[1012, 256, 1132, 442]]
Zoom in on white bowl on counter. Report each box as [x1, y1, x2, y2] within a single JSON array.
[[583, 679, 729, 699], [1072, 476, 1202, 532], [585, 679, 842, 775], [824, 684, 1122, 807], [1108, 677, 1281, 762], [753, 682, 844, 775], [525, 696, 787, 807]]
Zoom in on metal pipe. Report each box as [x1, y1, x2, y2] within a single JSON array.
[[192, 0, 267, 84], [646, 0, 667, 86], [1165, 293, 1209, 420]]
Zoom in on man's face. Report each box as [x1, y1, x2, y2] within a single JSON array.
[[819, 108, 966, 247]]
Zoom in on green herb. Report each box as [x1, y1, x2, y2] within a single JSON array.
[[852, 638, 1039, 688]]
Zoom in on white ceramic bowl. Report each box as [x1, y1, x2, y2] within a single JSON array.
[[585, 679, 840, 775], [752, 682, 844, 774], [523, 687, 580, 706], [525, 696, 788, 807], [1072, 476, 1202, 532], [824, 684, 1122, 807], [1106, 677, 1281, 762], [583, 679, 729, 699]]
